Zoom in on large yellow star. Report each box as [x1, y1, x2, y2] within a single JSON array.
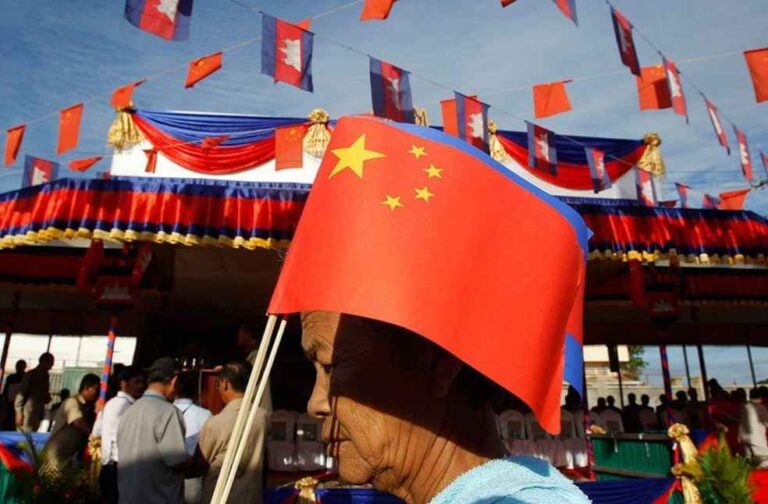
[[382, 195, 404, 211], [424, 164, 443, 179], [328, 134, 385, 179], [409, 145, 427, 159], [414, 186, 434, 203]]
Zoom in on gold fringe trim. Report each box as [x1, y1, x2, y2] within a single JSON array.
[[588, 249, 764, 266], [107, 109, 144, 152], [0, 227, 290, 251], [414, 107, 429, 127], [637, 132, 665, 177], [303, 108, 331, 158], [668, 423, 704, 504], [488, 119, 511, 163]]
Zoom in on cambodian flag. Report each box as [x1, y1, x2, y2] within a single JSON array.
[[22, 155, 59, 189], [663, 58, 688, 122], [610, 6, 640, 76], [527, 122, 558, 175], [553, 0, 577, 25], [675, 183, 689, 209], [585, 147, 611, 193], [704, 98, 730, 154], [635, 168, 657, 207], [455, 92, 489, 152], [369, 57, 415, 123], [124, 0, 193, 41], [734, 126, 754, 182], [261, 14, 314, 92]]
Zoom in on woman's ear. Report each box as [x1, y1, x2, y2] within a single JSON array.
[[432, 352, 464, 398]]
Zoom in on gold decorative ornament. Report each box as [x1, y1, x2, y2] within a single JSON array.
[[107, 109, 144, 151], [489, 119, 511, 163], [668, 423, 703, 504], [303, 108, 331, 158], [637, 132, 666, 177], [294, 476, 319, 503], [414, 107, 429, 127]]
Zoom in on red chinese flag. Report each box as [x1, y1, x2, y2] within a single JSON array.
[[275, 125, 306, 170], [69, 156, 103, 172], [718, 188, 750, 211], [111, 80, 145, 109], [296, 19, 311, 30], [5, 125, 25, 166], [533, 80, 572, 118], [360, 0, 396, 21], [636, 66, 672, 110], [57, 103, 84, 155], [501, 0, 517, 5], [268, 116, 589, 433], [440, 98, 458, 136], [184, 52, 222, 88], [744, 47, 768, 103]]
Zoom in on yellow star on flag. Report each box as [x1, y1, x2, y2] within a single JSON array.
[[382, 195, 404, 211], [329, 134, 386, 179], [424, 164, 443, 179], [409, 145, 427, 159], [414, 186, 434, 203]]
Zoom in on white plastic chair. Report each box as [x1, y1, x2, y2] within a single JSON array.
[[295, 413, 326, 471], [638, 409, 659, 431], [600, 409, 625, 434], [525, 412, 555, 463], [267, 410, 297, 472], [497, 410, 528, 455]]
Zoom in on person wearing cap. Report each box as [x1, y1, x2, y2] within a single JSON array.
[[117, 358, 205, 504]]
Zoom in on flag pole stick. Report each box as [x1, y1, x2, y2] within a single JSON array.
[[218, 317, 287, 503], [210, 314, 277, 504]]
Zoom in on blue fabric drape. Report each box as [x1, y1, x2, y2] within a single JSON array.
[[498, 131, 645, 165]]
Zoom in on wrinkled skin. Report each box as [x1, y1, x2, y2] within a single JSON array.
[[301, 312, 505, 504]]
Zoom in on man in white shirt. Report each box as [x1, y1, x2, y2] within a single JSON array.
[[740, 388, 768, 468], [92, 366, 146, 504], [173, 371, 212, 504]]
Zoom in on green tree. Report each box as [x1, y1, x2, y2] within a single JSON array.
[[621, 345, 647, 380]]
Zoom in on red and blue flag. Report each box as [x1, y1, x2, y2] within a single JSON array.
[[585, 147, 611, 193], [455, 92, 489, 152], [704, 98, 730, 154], [663, 58, 688, 122], [369, 57, 415, 123], [734, 126, 754, 182], [261, 14, 314, 92], [22, 156, 59, 189], [610, 7, 640, 76], [553, 0, 577, 25], [527, 122, 558, 175], [702, 194, 721, 210], [675, 183, 689, 209], [635, 168, 657, 207], [124, 0, 193, 41]]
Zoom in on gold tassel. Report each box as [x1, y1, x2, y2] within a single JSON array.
[[637, 132, 665, 177], [107, 109, 144, 152], [87, 436, 103, 489], [303, 108, 331, 158], [489, 119, 511, 163], [668, 423, 704, 504], [294, 476, 319, 503], [414, 107, 429, 127]]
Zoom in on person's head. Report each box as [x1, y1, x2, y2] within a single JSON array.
[[750, 388, 761, 402], [564, 386, 580, 409], [659, 394, 669, 406], [641, 394, 650, 406], [145, 358, 181, 401], [59, 388, 70, 401], [758, 386, 768, 400], [627, 393, 637, 405], [175, 371, 199, 400], [596, 397, 606, 408], [217, 361, 251, 404], [14, 360, 26, 374], [675, 390, 687, 403], [606, 395, 615, 406], [236, 324, 258, 354], [78, 374, 101, 403], [688, 388, 699, 402], [733, 388, 747, 403], [708, 379, 727, 399], [301, 312, 504, 498], [38, 353, 54, 371], [118, 366, 146, 400]]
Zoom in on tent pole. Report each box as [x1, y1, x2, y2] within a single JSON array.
[[697, 344, 709, 403], [747, 345, 757, 388], [0, 291, 21, 388], [682, 345, 692, 390], [617, 366, 625, 409], [98, 314, 119, 408], [659, 345, 672, 400]]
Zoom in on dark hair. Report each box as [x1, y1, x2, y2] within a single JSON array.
[[79, 374, 101, 392], [15, 360, 26, 371], [39, 352, 53, 364], [219, 362, 252, 393], [59, 389, 70, 400], [118, 366, 144, 383], [176, 371, 198, 398], [750, 388, 761, 400]]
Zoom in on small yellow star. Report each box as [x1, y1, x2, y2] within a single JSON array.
[[329, 134, 386, 179], [424, 164, 443, 179], [382, 195, 404, 211], [414, 186, 434, 203], [409, 145, 427, 159]]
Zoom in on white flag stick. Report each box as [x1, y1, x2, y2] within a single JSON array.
[[218, 316, 288, 503], [210, 314, 276, 504]]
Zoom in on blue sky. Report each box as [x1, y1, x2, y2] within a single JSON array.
[[0, 0, 766, 382]]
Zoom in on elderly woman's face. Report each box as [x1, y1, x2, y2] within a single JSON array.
[[302, 312, 436, 486]]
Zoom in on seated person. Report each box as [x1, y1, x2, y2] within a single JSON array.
[[42, 374, 100, 474], [301, 312, 589, 504]]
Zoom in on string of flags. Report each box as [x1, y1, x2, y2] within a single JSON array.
[[1, 0, 765, 209]]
